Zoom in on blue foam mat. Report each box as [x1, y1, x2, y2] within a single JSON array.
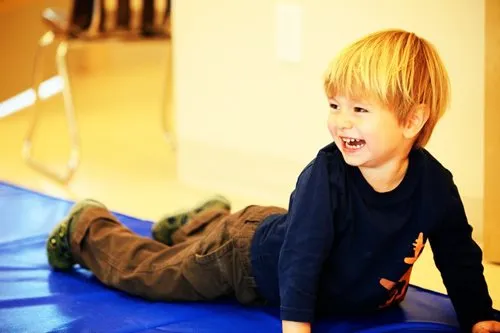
[[0, 180, 495, 332]]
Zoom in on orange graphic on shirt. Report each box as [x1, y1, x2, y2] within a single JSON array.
[[379, 232, 425, 308], [404, 232, 425, 265]]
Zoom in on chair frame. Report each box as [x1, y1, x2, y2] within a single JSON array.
[[23, 0, 174, 184]]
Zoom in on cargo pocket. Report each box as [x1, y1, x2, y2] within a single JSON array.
[[194, 239, 234, 265], [185, 223, 235, 299]]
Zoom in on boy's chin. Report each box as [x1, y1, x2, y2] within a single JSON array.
[[339, 148, 368, 166], [341, 154, 365, 167]]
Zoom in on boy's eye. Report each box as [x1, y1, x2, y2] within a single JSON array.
[[354, 107, 369, 113], [329, 103, 339, 111]]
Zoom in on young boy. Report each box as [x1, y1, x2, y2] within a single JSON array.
[[46, 29, 499, 333]]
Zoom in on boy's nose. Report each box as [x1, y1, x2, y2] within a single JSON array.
[[336, 114, 353, 129]]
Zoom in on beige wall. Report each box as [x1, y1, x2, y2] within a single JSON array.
[[484, 0, 500, 262], [0, 0, 488, 241], [174, 0, 485, 238]]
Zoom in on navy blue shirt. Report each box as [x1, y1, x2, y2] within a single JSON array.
[[250, 142, 495, 331]]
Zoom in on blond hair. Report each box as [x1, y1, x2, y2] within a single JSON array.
[[324, 29, 450, 148]]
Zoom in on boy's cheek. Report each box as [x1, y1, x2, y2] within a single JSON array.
[[327, 122, 336, 138]]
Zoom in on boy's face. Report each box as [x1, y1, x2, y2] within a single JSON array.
[[327, 95, 410, 168]]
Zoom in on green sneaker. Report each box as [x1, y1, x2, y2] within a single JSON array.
[[46, 199, 106, 271], [152, 195, 231, 245]]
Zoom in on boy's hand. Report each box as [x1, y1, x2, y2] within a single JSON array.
[[472, 321, 500, 333], [282, 320, 311, 333]]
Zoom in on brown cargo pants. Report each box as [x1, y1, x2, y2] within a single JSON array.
[[69, 204, 286, 304]]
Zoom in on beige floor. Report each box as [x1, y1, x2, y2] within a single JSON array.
[[0, 41, 498, 310]]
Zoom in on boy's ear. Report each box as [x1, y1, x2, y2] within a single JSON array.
[[403, 104, 429, 139]]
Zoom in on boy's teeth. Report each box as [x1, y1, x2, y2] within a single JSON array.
[[342, 137, 361, 143], [341, 137, 365, 149]]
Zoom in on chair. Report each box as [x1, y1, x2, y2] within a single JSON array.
[[23, 0, 173, 183]]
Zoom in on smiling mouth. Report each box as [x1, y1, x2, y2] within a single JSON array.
[[340, 136, 366, 150]]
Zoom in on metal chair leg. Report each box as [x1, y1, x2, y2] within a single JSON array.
[[161, 42, 176, 150], [22, 32, 80, 183]]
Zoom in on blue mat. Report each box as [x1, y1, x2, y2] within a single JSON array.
[[0, 180, 492, 332]]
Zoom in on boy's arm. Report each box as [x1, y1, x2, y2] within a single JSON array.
[[429, 184, 495, 331], [278, 155, 336, 324]]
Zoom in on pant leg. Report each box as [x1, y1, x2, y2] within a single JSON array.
[[69, 204, 285, 303], [70, 206, 231, 301]]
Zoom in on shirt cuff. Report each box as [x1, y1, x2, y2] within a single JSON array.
[[280, 306, 314, 323]]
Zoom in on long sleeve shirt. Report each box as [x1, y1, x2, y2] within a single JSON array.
[[250, 142, 495, 331]]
